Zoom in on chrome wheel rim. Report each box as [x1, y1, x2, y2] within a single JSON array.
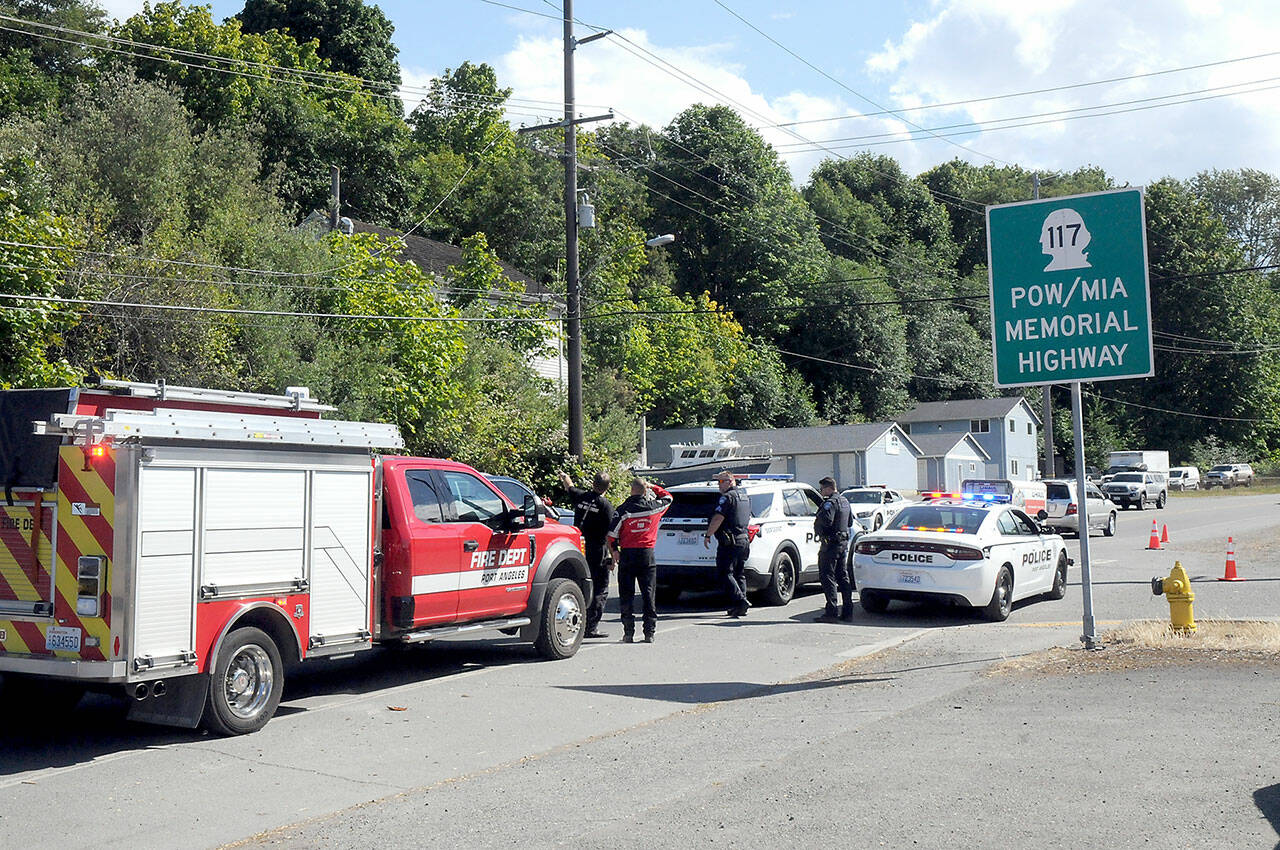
[[224, 644, 273, 720], [553, 591, 583, 647], [998, 573, 1012, 616]]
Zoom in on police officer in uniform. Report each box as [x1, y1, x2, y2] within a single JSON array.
[[704, 470, 752, 618], [814, 476, 855, 621], [559, 470, 615, 639]]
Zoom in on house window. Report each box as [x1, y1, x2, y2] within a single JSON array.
[[1009, 419, 1016, 433], [1027, 422, 1033, 435], [887, 434, 901, 455], [1011, 459, 1019, 475], [970, 419, 990, 434], [902, 423, 911, 434], [969, 462, 976, 471]]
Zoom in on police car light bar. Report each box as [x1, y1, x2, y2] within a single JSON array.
[[735, 474, 794, 480], [921, 491, 1011, 503]]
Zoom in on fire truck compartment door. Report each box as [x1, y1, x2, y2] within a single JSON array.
[[135, 466, 197, 663], [309, 470, 373, 639], [202, 468, 306, 592]]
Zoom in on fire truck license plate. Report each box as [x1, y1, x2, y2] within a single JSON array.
[[45, 626, 82, 653]]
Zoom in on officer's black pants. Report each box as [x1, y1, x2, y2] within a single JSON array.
[[617, 547, 657, 636], [818, 538, 852, 608], [584, 542, 610, 632], [716, 537, 751, 609]]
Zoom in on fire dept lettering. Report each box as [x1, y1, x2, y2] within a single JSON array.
[[469, 547, 529, 570]]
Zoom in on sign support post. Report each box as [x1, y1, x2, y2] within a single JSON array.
[[1070, 380, 1098, 649]]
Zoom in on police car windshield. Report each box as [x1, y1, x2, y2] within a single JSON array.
[[888, 505, 987, 534], [665, 491, 773, 519], [842, 491, 883, 504], [1112, 473, 1144, 482]]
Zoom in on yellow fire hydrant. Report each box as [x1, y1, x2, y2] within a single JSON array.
[[1151, 561, 1196, 632]]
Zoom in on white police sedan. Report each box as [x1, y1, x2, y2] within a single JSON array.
[[851, 493, 1070, 621]]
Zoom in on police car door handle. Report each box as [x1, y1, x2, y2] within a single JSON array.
[[464, 540, 479, 551]]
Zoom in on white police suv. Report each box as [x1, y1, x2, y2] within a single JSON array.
[[840, 486, 912, 531], [654, 476, 865, 606], [851, 492, 1069, 621]]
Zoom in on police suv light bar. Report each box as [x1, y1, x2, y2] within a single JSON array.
[[921, 491, 1011, 503]]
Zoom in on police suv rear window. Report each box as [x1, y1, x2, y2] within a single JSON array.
[[664, 492, 772, 520], [888, 505, 986, 534]]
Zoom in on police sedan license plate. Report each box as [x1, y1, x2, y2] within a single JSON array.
[[898, 571, 923, 585], [45, 625, 82, 653], [677, 533, 699, 545]]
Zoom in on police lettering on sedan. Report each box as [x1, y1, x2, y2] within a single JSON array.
[[851, 492, 1070, 622]]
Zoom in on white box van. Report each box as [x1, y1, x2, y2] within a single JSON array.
[[1168, 466, 1200, 491]]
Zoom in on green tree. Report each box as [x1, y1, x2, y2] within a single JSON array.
[[409, 61, 514, 161], [446, 232, 551, 357], [238, 0, 401, 89], [646, 105, 827, 340], [1188, 168, 1280, 268], [0, 1, 106, 117]]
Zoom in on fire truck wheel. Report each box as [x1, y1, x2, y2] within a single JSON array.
[[534, 578, 585, 660], [203, 627, 284, 736]]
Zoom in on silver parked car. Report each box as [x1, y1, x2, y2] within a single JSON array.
[[1101, 471, 1167, 510], [1043, 479, 1117, 537]]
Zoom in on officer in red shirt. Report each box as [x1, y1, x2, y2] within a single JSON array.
[[607, 478, 673, 643]]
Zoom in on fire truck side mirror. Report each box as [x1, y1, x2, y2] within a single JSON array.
[[523, 495, 544, 530]]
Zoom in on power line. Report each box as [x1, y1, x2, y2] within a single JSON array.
[[771, 49, 1280, 128], [1082, 389, 1273, 423], [772, 75, 1280, 149]]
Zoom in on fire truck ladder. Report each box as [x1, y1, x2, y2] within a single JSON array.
[[34, 407, 405, 450], [88, 378, 337, 413]]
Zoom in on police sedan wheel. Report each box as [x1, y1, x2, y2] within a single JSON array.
[[1103, 512, 1116, 537], [984, 567, 1014, 622], [1047, 555, 1068, 600]]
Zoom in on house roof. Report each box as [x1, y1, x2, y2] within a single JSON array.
[[731, 422, 922, 456], [347, 219, 560, 304], [910, 432, 991, 461], [896, 396, 1041, 426]]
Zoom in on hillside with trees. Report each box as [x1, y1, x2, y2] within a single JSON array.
[[2, 0, 1278, 486]]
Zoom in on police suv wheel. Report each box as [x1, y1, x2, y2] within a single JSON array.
[[534, 578, 585, 660], [1047, 554, 1068, 600], [1103, 512, 1116, 537], [872, 514, 884, 531], [203, 626, 283, 736], [1157, 492, 1167, 509], [762, 550, 797, 606], [984, 567, 1014, 622], [859, 589, 889, 614]]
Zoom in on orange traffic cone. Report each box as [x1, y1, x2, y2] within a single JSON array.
[[1146, 518, 1162, 550], [1219, 536, 1245, 581], [1160, 524, 1170, 544]]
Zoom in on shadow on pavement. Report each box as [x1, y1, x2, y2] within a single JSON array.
[[557, 674, 894, 705], [1255, 784, 1280, 849], [0, 641, 542, 775]]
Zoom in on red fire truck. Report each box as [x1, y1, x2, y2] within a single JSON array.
[[0, 380, 590, 734]]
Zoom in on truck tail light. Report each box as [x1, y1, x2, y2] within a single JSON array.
[[1066, 503, 1077, 516], [76, 556, 106, 617]]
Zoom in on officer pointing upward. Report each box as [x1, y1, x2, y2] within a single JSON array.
[[814, 476, 855, 621]]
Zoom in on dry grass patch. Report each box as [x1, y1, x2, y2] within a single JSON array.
[[991, 619, 1280, 676]]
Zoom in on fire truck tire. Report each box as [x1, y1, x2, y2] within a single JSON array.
[[533, 578, 585, 660], [203, 627, 284, 736]]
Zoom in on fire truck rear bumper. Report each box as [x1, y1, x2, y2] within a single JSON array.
[[0, 655, 128, 681]]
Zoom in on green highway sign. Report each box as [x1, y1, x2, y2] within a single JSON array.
[[986, 188, 1153, 387]]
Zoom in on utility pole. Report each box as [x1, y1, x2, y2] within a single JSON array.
[[517, 1, 612, 460], [1034, 173, 1055, 477]]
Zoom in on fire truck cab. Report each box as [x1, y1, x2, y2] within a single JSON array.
[[0, 381, 590, 734]]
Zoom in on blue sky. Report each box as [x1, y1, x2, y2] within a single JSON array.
[[97, 1, 1280, 184]]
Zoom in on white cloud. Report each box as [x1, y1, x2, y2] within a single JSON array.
[[863, 0, 1280, 182], [498, 28, 906, 183]]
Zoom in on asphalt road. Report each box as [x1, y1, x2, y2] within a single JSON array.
[[1, 491, 1277, 849]]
